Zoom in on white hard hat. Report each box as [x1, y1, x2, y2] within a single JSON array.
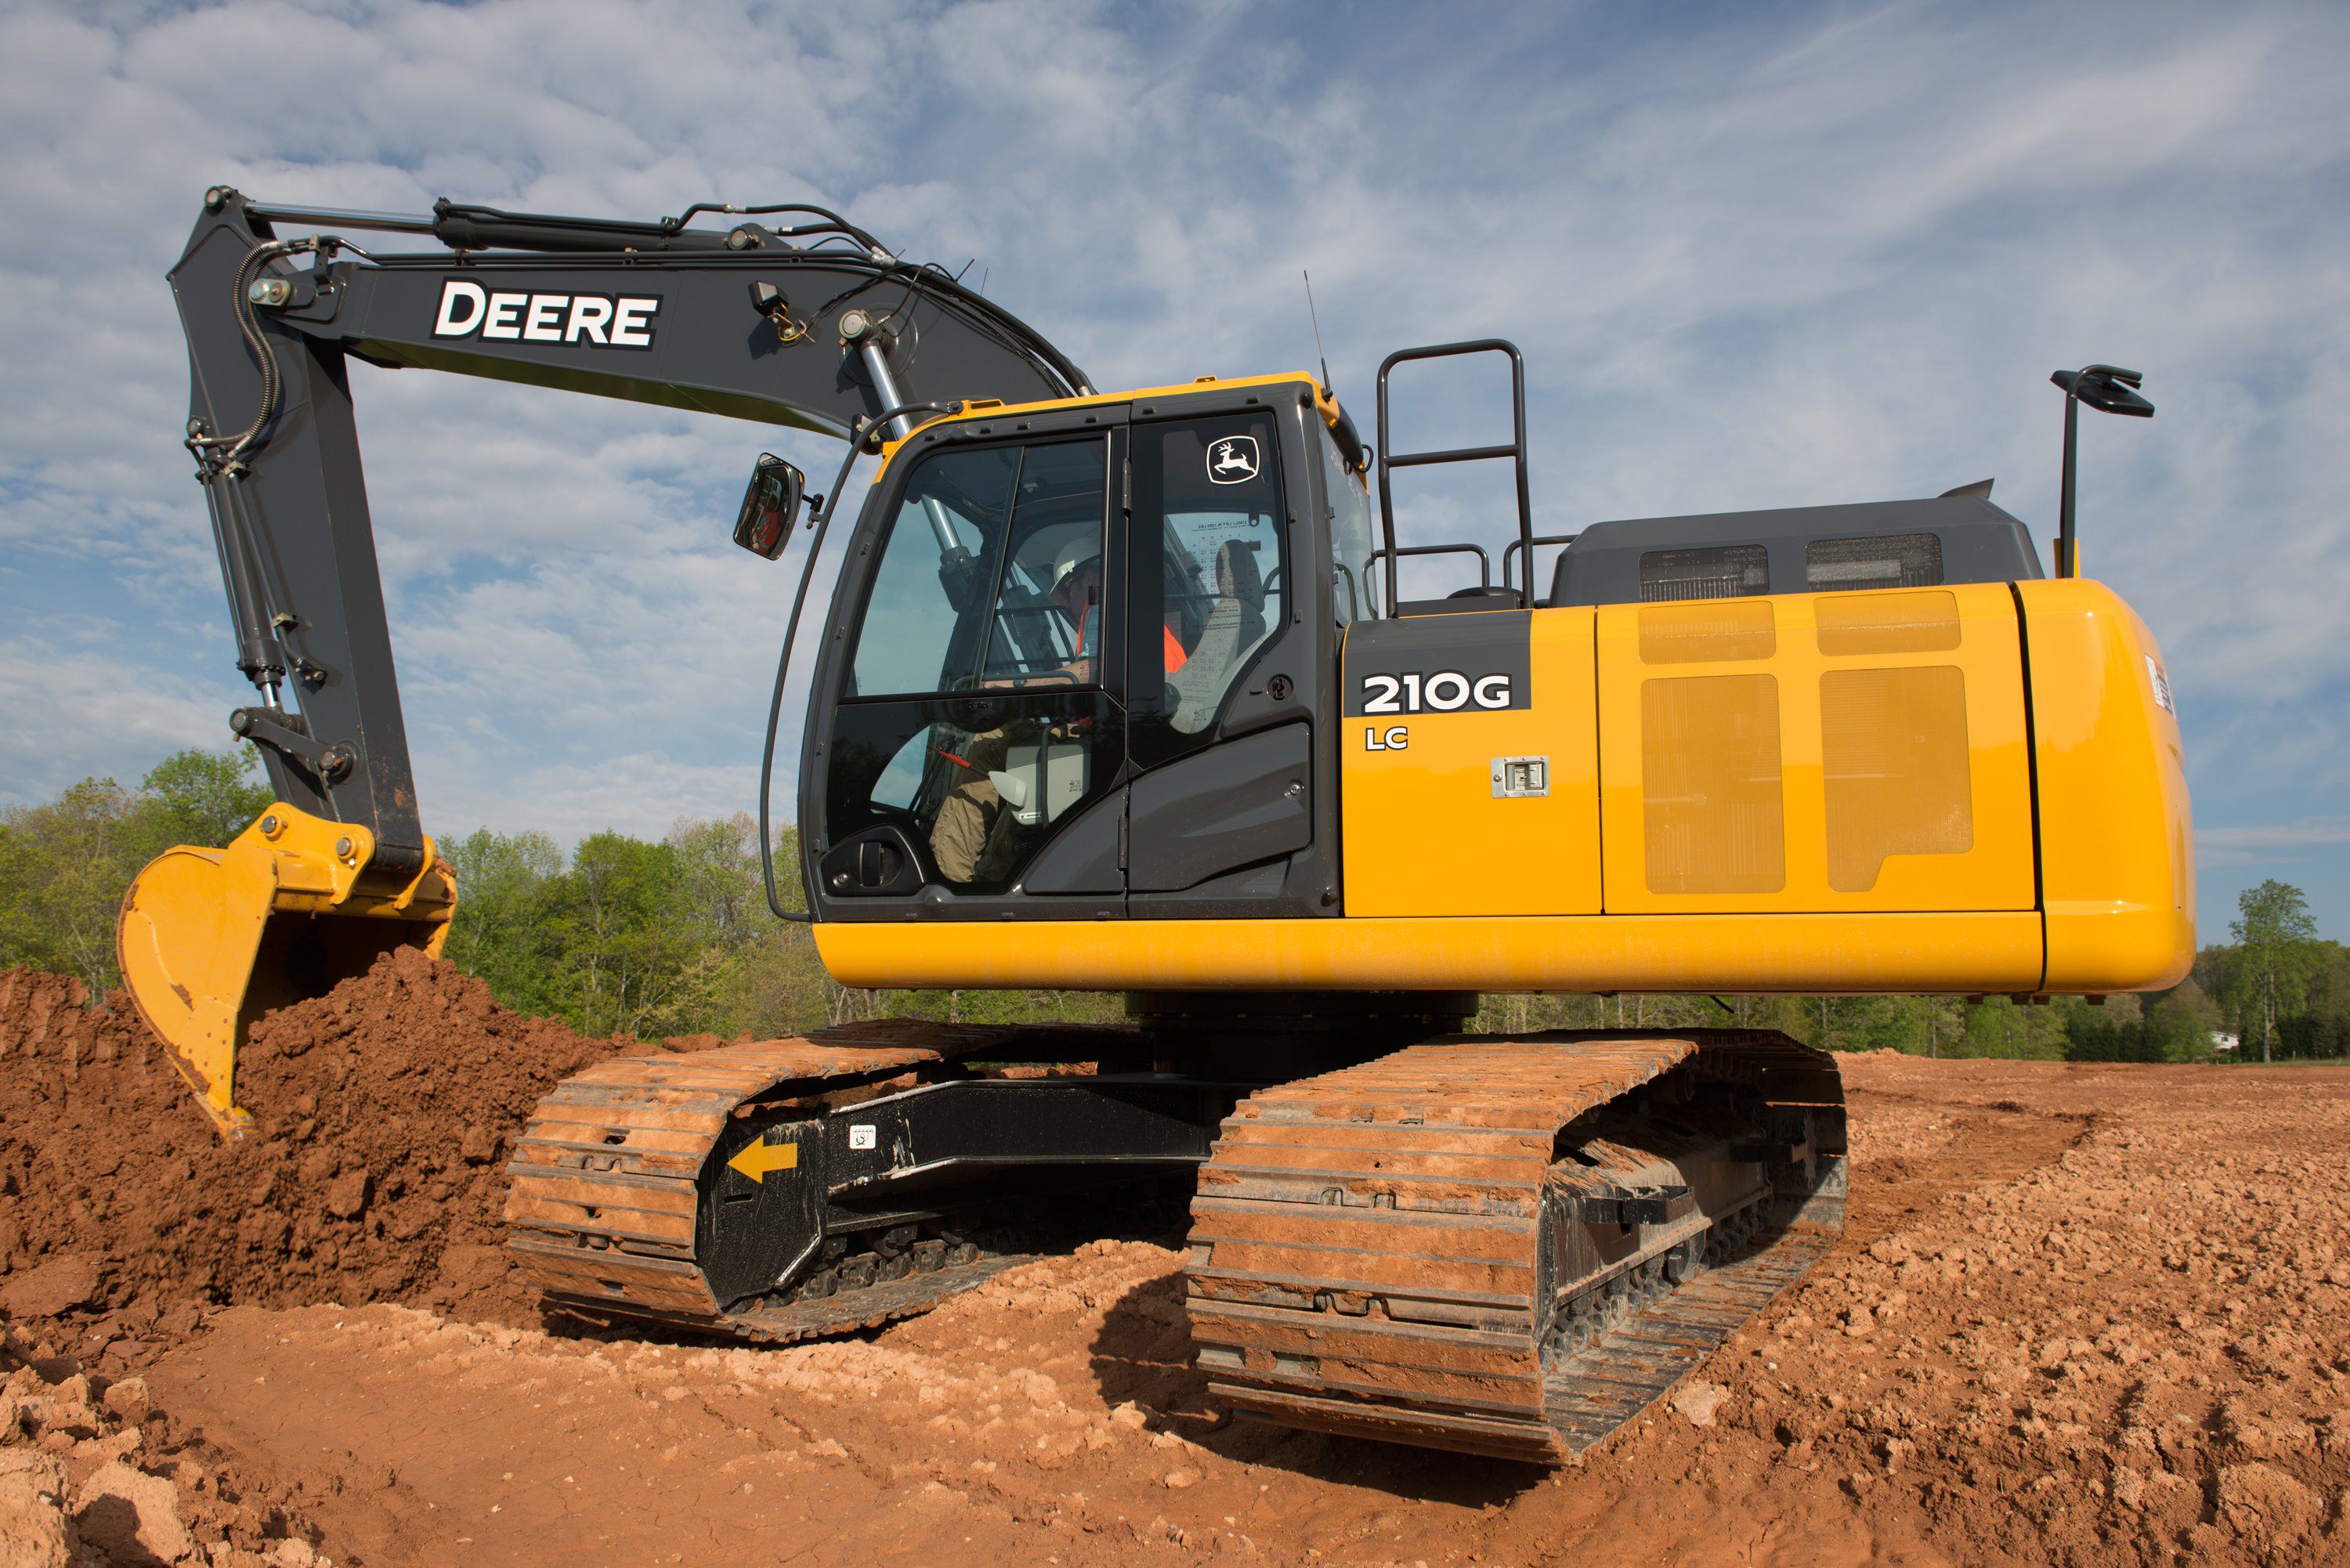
[[1052, 537, 1102, 593]]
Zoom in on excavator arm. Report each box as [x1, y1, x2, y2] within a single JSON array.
[[127, 186, 1090, 1133], [171, 186, 1085, 845]]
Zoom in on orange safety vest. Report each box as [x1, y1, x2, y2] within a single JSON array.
[[1072, 611, 1187, 673]]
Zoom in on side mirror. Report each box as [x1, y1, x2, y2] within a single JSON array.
[[732, 454, 805, 560]]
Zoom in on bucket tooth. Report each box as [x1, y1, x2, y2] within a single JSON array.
[[116, 801, 455, 1137]]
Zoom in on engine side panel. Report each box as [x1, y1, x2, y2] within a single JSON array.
[[1596, 582, 2035, 915], [1339, 609, 1601, 917], [1338, 585, 2035, 920]]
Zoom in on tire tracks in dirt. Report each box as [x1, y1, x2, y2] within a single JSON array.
[[1835, 1082, 2095, 1248]]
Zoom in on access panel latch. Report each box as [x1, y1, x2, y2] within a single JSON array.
[[1491, 755, 1549, 798]]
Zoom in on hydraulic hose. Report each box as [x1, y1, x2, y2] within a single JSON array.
[[202, 240, 309, 475]]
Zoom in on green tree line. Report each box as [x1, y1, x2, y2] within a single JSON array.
[[3, 748, 2341, 1062], [0, 749, 275, 994], [436, 814, 1120, 1041]]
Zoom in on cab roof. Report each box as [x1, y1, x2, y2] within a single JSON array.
[[872, 370, 1350, 477]]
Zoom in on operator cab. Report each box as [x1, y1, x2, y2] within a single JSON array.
[[801, 378, 1344, 923]]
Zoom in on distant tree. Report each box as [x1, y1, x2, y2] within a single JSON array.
[[0, 777, 145, 995], [1841, 995, 1968, 1056], [548, 831, 704, 1039], [665, 813, 764, 952], [439, 827, 566, 1018], [1950, 995, 2068, 1060], [2061, 994, 2164, 1063], [2277, 944, 2350, 1060], [0, 748, 269, 995], [140, 748, 275, 847], [2146, 978, 2226, 1060], [2229, 880, 2319, 1063]]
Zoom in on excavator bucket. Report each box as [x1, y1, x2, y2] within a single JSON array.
[[117, 802, 457, 1138]]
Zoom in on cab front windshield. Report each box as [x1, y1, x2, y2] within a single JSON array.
[[835, 435, 1118, 894], [848, 438, 1109, 699]]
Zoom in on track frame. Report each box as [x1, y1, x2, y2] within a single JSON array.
[[507, 1021, 1845, 1464], [1184, 1029, 1845, 1461], [507, 1022, 1253, 1340]]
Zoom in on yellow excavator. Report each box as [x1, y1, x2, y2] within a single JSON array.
[[120, 186, 2189, 1461]]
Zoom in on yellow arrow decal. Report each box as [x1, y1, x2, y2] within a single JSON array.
[[727, 1136, 800, 1183]]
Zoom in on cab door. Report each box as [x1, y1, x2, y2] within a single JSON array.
[[808, 426, 1131, 920], [1119, 399, 1334, 919]]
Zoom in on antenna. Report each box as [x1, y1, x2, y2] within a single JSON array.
[[1302, 269, 1333, 396]]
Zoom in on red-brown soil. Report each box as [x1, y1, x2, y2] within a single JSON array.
[[0, 956, 703, 1346], [6, 963, 2350, 1566]]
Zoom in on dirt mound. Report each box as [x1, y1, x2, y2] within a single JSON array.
[[0, 953, 671, 1352]]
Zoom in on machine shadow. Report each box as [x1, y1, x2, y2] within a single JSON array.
[[1084, 1263, 1547, 1507]]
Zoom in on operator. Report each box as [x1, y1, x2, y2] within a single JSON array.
[[1036, 538, 1192, 674], [931, 544, 1112, 884], [929, 544, 1195, 883]]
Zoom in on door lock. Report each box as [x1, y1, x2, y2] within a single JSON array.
[[1491, 756, 1549, 798]]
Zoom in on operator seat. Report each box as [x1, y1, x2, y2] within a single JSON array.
[[1167, 540, 1267, 734]]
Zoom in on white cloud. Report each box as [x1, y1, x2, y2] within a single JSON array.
[[2198, 818, 2350, 861], [0, 634, 244, 789]]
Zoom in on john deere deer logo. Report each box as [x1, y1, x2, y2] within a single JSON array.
[[1207, 435, 1260, 484]]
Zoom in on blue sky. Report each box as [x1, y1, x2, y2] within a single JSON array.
[[2, 0, 2345, 941]]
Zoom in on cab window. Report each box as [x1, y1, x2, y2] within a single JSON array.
[[1128, 414, 1286, 765], [1323, 428, 1378, 623], [847, 439, 1108, 697], [831, 435, 1119, 894]]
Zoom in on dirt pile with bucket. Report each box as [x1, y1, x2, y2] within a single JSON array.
[[0, 954, 682, 1353]]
